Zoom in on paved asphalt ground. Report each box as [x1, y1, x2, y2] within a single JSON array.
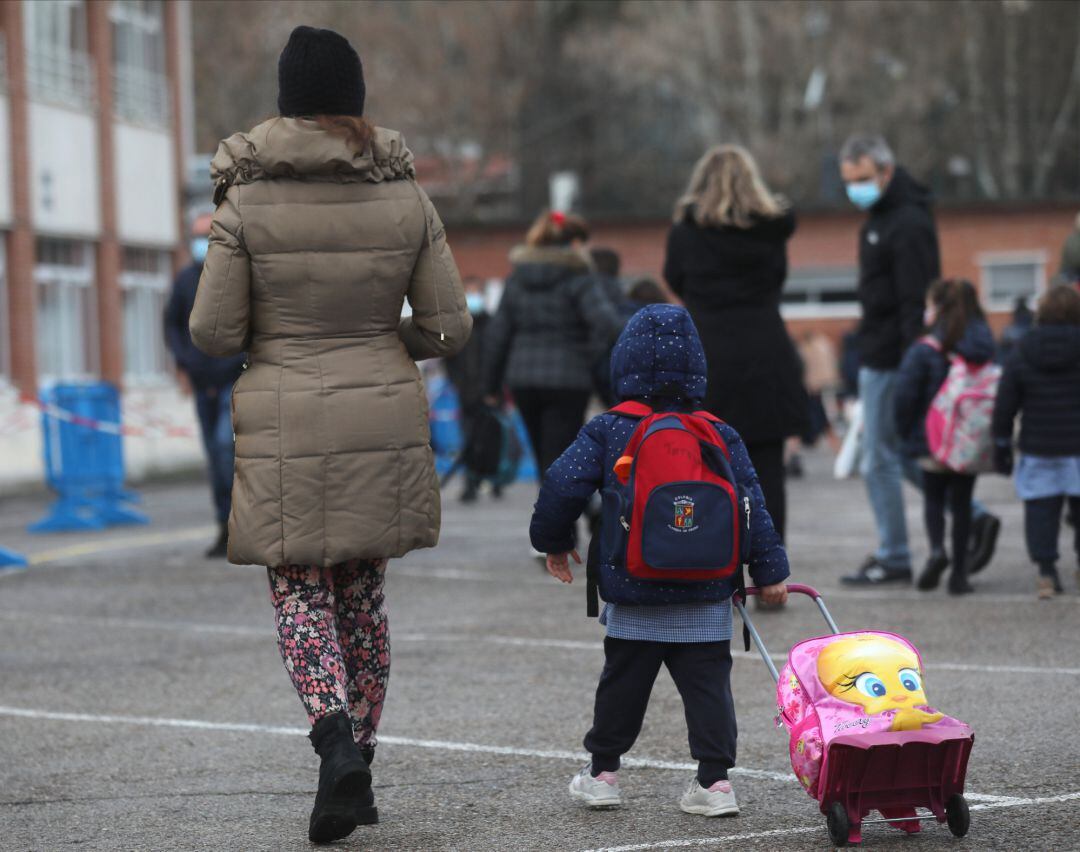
[[1, 449, 1078, 851]]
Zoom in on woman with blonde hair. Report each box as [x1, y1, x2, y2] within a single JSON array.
[[190, 26, 471, 843], [663, 145, 808, 541]]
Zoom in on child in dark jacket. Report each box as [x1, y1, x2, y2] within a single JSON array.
[[895, 278, 994, 595], [529, 305, 790, 817], [992, 285, 1080, 599]]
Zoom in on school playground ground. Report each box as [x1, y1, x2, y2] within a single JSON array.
[[1, 448, 1077, 851]]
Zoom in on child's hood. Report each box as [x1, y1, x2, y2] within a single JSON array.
[[609, 304, 707, 402], [952, 319, 995, 365]]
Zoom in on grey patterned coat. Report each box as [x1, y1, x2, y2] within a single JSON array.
[[484, 245, 623, 394]]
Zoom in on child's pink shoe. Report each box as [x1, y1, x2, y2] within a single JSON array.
[[569, 765, 621, 808], [679, 778, 739, 817]]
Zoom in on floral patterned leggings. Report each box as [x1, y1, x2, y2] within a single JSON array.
[[268, 559, 390, 748]]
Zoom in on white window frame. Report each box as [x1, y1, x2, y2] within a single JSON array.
[[35, 238, 99, 384], [24, 0, 95, 109], [119, 246, 171, 386], [780, 266, 862, 320], [110, 0, 169, 126], [977, 250, 1048, 310]]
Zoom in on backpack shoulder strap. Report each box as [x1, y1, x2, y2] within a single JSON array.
[[692, 410, 722, 423], [609, 401, 653, 419], [919, 335, 943, 352]]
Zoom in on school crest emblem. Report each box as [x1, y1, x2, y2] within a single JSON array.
[[674, 497, 695, 530]]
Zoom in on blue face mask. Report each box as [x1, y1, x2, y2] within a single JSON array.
[[190, 237, 209, 263], [846, 180, 882, 211], [466, 292, 486, 314]]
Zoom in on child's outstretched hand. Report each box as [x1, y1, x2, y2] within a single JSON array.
[[546, 550, 581, 584], [760, 582, 788, 606]]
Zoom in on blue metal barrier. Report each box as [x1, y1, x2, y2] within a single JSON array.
[[0, 546, 27, 570], [29, 382, 149, 533]]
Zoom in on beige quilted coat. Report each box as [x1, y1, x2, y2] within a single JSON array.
[[190, 118, 471, 567]]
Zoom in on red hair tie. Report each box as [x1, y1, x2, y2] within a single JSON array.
[[550, 210, 566, 226]]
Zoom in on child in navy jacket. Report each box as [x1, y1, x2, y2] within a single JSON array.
[[530, 305, 790, 817]]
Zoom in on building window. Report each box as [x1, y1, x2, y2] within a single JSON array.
[[111, 0, 169, 126], [120, 247, 170, 382], [780, 266, 861, 318], [35, 238, 98, 382], [979, 253, 1047, 307], [24, 0, 94, 109]]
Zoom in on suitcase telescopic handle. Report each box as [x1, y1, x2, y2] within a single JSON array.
[[733, 584, 840, 684]]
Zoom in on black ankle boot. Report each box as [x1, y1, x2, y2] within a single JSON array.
[[308, 712, 371, 843], [205, 524, 228, 559], [917, 551, 949, 591], [947, 563, 974, 596], [355, 746, 379, 825]]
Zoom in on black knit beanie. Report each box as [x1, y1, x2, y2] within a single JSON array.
[[277, 26, 365, 117]]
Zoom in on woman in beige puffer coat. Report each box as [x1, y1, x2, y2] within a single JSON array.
[[190, 26, 470, 843]]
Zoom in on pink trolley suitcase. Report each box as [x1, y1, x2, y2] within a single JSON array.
[[735, 584, 974, 846]]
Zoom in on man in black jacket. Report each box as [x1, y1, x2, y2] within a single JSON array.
[[838, 134, 999, 585], [163, 214, 246, 557]]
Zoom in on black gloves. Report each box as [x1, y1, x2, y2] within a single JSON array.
[[993, 440, 1014, 476]]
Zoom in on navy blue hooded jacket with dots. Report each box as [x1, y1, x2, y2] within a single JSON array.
[[529, 304, 790, 605]]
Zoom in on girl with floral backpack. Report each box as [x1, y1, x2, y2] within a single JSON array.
[[894, 279, 996, 595]]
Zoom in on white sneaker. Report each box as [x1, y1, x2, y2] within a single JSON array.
[[569, 765, 622, 808], [679, 778, 739, 817]]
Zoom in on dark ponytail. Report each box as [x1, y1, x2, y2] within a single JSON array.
[[928, 278, 983, 353]]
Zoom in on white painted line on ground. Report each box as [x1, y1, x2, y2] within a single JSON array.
[[576, 791, 1080, 852], [10, 524, 1073, 607], [0, 704, 790, 782], [2, 612, 1079, 676], [0, 705, 1026, 801]]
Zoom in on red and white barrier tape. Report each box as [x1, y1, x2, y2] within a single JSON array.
[[1, 396, 196, 439]]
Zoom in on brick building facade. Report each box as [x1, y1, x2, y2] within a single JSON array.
[[448, 203, 1079, 342]]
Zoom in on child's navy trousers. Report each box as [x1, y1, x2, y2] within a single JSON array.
[[585, 637, 736, 786]]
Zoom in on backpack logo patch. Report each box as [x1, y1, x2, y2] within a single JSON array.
[[671, 496, 698, 533]]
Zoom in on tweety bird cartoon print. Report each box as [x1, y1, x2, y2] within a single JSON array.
[[816, 635, 944, 731]]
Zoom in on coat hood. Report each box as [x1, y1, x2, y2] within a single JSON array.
[[875, 166, 933, 214], [1019, 324, 1080, 371], [507, 244, 591, 291], [947, 319, 995, 365], [610, 304, 707, 402], [210, 118, 415, 188], [507, 245, 592, 290]]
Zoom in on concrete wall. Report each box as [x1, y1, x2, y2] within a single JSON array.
[[29, 102, 99, 237], [114, 122, 178, 246]]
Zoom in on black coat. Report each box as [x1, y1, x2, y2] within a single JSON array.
[[855, 167, 941, 370], [663, 210, 809, 444], [992, 324, 1080, 457], [444, 311, 490, 412], [894, 320, 995, 459], [163, 262, 245, 389]]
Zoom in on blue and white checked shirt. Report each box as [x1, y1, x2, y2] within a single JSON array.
[[599, 600, 733, 643]]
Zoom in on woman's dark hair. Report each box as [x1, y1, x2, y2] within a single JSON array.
[[928, 277, 984, 352], [525, 209, 590, 248], [310, 114, 374, 153], [1036, 284, 1080, 326]]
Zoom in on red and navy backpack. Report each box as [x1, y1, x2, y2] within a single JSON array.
[[589, 401, 752, 612]]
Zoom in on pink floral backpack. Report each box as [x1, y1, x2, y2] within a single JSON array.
[[776, 631, 964, 800], [922, 337, 1001, 473]]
